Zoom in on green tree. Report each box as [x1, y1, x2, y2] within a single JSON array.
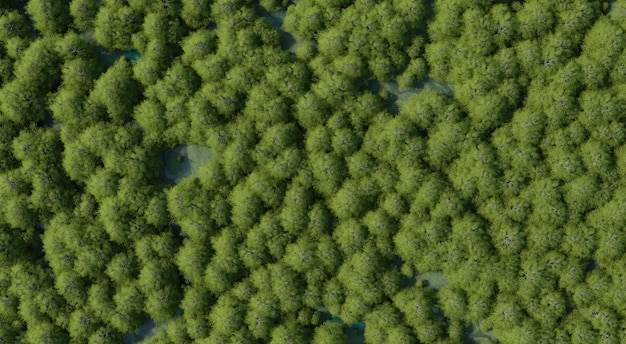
[[142, 12, 185, 44], [305, 126, 333, 154], [50, 87, 98, 128], [53, 269, 89, 307], [394, 216, 428, 268], [393, 284, 443, 342], [283, 237, 319, 274], [269, 319, 310, 344], [346, 150, 377, 181], [0, 55, 12, 86], [331, 127, 362, 157], [563, 174, 610, 221], [448, 143, 500, 202], [184, 312, 211, 341], [0, 10, 32, 42], [24, 321, 70, 344], [261, 147, 304, 182], [132, 52, 167, 86], [486, 293, 526, 331], [180, 0, 212, 28], [309, 152, 348, 197], [198, 160, 229, 194], [89, 58, 143, 124], [380, 192, 408, 220], [246, 301, 276, 340], [2, 84, 55, 127], [244, 83, 291, 133], [312, 322, 347, 344], [26, 0, 72, 35], [3, 195, 37, 229], [180, 28, 217, 65], [277, 185, 311, 236], [255, 123, 301, 163], [317, 26, 348, 58], [180, 285, 214, 326], [68, 309, 100, 340], [147, 62, 201, 105], [311, 73, 359, 108], [112, 283, 144, 317], [69, 0, 101, 31], [138, 261, 180, 295], [54, 31, 92, 60], [105, 252, 139, 285], [89, 325, 123, 344], [269, 263, 305, 313], [362, 208, 397, 239], [426, 0, 465, 42], [328, 177, 378, 219], [208, 292, 246, 336], [581, 139, 616, 175], [94, 5, 142, 50], [300, 201, 329, 237], [526, 178, 569, 227], [293, 91, 331, 130], [264, 62, 310, 100], [557, 257, 586, 293], [511, 107, 547, 146], [60, 58, 102, 93], [321, 277, 344, 316], [332, 53, 367, 79], [176, 239, 212, 286], [283, 2, 325, 40], [144, 286, 182, 322], [132, 98, 167, 147], [564, 311, 601, 343], [84, 168, 118, 201], [364, 302, 403, 338], [192, 52, 229, 83], [524, 222, 562, 256], [581, 16, 624, 69], [86, 280, 116, 319], [205, 229, 245, 292], [426, 119, 469, 171], [594, 224, 626, 266], [229, 182, 265, 230], [516, 0, 556, 40]]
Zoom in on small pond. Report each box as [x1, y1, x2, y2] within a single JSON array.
[[392, 255, 450, 289], [160, 144, 213, 184], [368, 78, 455, 113], [123, 311, 183, 344], [319, 309, 366, 344], [93, 49, 142, 68], [464, 321, 499, 344], [78, 30, 142, 68], [255, 6, 303, 53]]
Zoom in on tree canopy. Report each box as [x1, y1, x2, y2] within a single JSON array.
[[1, 1, 626, 343]]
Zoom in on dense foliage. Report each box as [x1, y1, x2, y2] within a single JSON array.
[[1, 0, 626, 343]]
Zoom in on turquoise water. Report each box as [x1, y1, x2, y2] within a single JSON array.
[[160, 144, 213, 184], [78, 30, 142, 68], [123, 311, 183, 344], [463, 321, 499, 344], [124, 50, 142, 61], [321, 311, 366, 344], [93, 48, 142, 68]]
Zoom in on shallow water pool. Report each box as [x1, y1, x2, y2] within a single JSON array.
[[160, 144, 213, 184]]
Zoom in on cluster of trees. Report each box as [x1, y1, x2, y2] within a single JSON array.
[[1, 0, 626, 343]]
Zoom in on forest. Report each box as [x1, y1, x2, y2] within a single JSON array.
[[1, 0, 626, 343]]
